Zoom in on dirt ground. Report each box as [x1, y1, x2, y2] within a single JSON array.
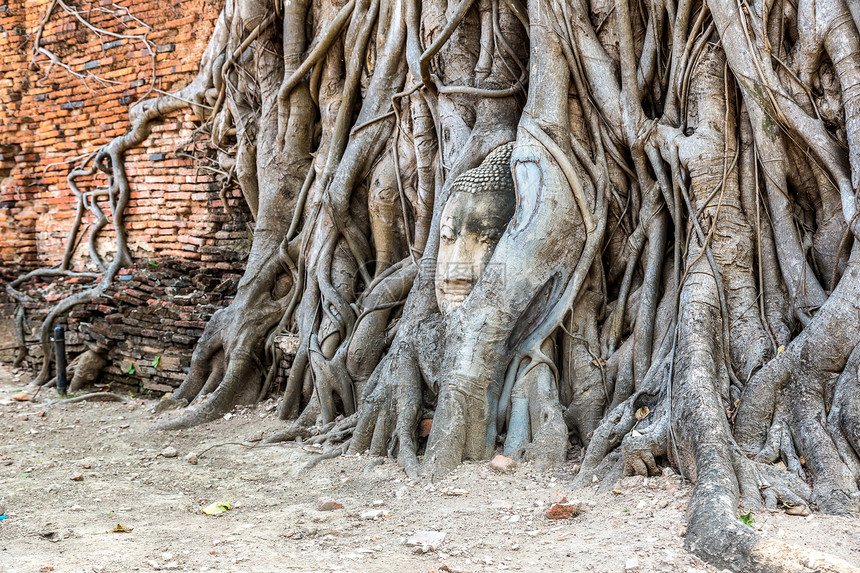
[[0, 362, 858, 573]]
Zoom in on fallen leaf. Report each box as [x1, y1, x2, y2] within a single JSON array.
[[93, 524, 134, 534], [202, 500, 231, 515], [635, 406, 650, 421]]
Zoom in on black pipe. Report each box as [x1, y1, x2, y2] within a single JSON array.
[[54, 326, 68, 396]]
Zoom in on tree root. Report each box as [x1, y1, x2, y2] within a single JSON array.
[[39, 392, 133, 409], [67, 349, 109, 393], [502, 340, 568, 469], [348, 341, 423, 478]]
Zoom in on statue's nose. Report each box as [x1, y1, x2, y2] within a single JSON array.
[[447, 239, 478, 280]]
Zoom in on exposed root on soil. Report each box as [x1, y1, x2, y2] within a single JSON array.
[[39, 392, 133, 409]]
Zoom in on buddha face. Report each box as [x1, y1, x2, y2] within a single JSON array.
[[435, 189, 516, 314]]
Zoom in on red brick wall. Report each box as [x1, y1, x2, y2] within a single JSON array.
[[0, 0, 254, 391], [0, 0, 250, 270]]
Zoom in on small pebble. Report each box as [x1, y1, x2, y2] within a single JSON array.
[[318, 498, 342, 511], [490, 454, 516, 473]]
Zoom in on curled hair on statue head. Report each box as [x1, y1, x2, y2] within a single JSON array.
[[447, 142, 516, 200]]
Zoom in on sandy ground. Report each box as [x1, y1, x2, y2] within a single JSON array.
[[0, 362, 858, 573]]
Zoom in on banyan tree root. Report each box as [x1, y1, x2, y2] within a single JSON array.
[[39, 392, 133, 409], [30, 0, 860, 570], [37, 347, 109, 394], [67, 348, 109, 393]]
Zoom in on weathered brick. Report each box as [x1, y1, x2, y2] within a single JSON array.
[[0, 0, 251, 393]]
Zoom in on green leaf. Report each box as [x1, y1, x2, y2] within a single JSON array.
[[202, 500, 232, 515], [739, 511, 755, 527], [126, 362, 136, 375], [151, 355, 161, 368]]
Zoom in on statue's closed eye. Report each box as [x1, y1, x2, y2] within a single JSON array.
[[441, 226, 456, 243]]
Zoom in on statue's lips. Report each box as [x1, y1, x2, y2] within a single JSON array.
[[438, 280, 475, 297]]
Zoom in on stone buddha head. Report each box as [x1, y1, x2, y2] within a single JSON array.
[[435, 144, 516, 314]]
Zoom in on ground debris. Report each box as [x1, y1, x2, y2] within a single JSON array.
[[406, 530, 446, 552], [786, 505, 811, 516], [490, 454, 516, 473], [108, 524, 133, 533], [318, 497, 343, 511], [546, 502, 579, 520], [419, 419, 433, 437]]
